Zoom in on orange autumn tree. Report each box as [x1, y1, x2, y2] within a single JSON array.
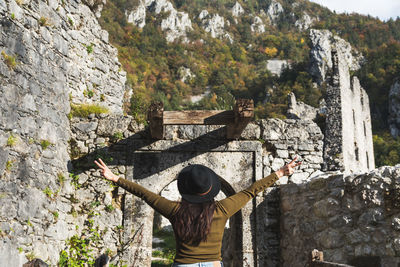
[[264, 47, 278, 58]]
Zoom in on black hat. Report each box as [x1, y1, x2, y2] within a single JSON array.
[[177, 164, 221, 203]]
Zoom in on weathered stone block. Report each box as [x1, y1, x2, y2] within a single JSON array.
[[276, 149, 288, 158], [317, 229, 344, 249], [346, 229, 370, 244], [289, 172, 309, 184], [0, 148, 9, 175], [241, 123, 260, 139], [97, 116, 132, 136], [271, 158, 284, 171], [313, 198, 340, 218], [358, 208, 384, 226]]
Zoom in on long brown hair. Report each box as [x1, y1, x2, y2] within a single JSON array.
[[172, 199, 216, 245]]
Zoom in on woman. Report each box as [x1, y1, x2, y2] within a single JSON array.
[[94, 157, 301, 267]]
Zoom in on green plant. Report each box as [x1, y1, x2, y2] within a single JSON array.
[[38, 17, 50, 26], [52, 211, 59, 221], [373, 132, 400, 167], [86, 43, 94, 54], [26, 252, 36, 261], [69, 172, 81, 189], [152, 227, 176, 264], [11, 13, 15, 20], [28, 137, 35, 144], [43, 187, 54, 198], [58, 215, 101, 266], [68, 17, 74, 26], [1, 51, 17, 69], [59, 235, 96, 266], [18, 247, 23, 253], [27, 219, 33, 227], [100, 94, 105, 102], [7, 134, 17, 147], [69, 103, 108, 118], [70, 208, 78, 218], [5, 160, 14, 172], [105, 204, 114, 212], [90, 201, 101, 208], [40, 140, 52, 150], [113, 132, 124, 141], [83, 89, 94, 98], [57, 172, 65, 185], [105, 248, 114, 257]]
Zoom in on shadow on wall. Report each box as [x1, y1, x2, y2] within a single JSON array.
[[69, 127, 229, 180]]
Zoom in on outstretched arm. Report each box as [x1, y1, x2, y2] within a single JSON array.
[[94, 159, 179, 218], [219, 156, 301, 217]]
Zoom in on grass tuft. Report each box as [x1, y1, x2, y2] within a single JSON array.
[[38, 17, 50, 26], [40, 140, 52, 150], [69, 103, 109, 118], [1, 51, 17, 69], [7, 134, 17, 147]]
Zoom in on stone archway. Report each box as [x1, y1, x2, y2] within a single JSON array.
[[121, 140, 263, 267]]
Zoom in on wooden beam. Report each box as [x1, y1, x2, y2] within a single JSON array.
[[226, 99, 254, 139], [147, 99, 254, 139], [163, 110, 234, 125], [148, 102, 164, 139]]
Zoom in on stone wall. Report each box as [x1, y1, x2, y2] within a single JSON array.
[[309, 30, 375, 174], [0, 0, 126, 265], [66, 114, 325, 267], [280, 165, 400, 267]]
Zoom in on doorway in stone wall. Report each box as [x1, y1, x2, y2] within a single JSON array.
[[151, 178, 242, 267], [123, 140, 263, 267]]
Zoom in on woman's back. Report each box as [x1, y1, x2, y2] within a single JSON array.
[[94, 157, 300, 265]]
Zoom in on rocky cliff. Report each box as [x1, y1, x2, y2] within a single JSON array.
[[124, 0, 316, 44], [309, 29, 364, 85]]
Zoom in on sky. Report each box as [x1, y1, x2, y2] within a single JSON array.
[[309, 0, 400, 21]]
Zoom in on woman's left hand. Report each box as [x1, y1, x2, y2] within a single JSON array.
[[275, 156, 302, 178]]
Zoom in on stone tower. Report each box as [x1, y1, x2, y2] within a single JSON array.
[[309, 29, 375, 173]]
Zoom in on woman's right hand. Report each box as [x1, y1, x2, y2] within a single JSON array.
[[94, 158, 119, 182], [275, 156, 302, 178]]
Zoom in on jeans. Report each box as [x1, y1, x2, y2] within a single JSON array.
[[171, 261, 224, 267]]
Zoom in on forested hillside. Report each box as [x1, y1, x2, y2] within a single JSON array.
[[98, 0, 400, 166]]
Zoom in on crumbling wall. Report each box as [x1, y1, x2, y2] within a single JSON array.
[[0, 0, 126, 265], [66, 114, 325, 267], [280, 165, 400, 267], [309, 29, 374, 173]]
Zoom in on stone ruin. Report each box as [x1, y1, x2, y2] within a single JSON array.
[[0, 1, 398, 267], [309, 29, 375, 174], [66, 115, 324, 267]]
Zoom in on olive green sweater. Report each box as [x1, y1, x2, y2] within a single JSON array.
[[116, 172, 279, 263]]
